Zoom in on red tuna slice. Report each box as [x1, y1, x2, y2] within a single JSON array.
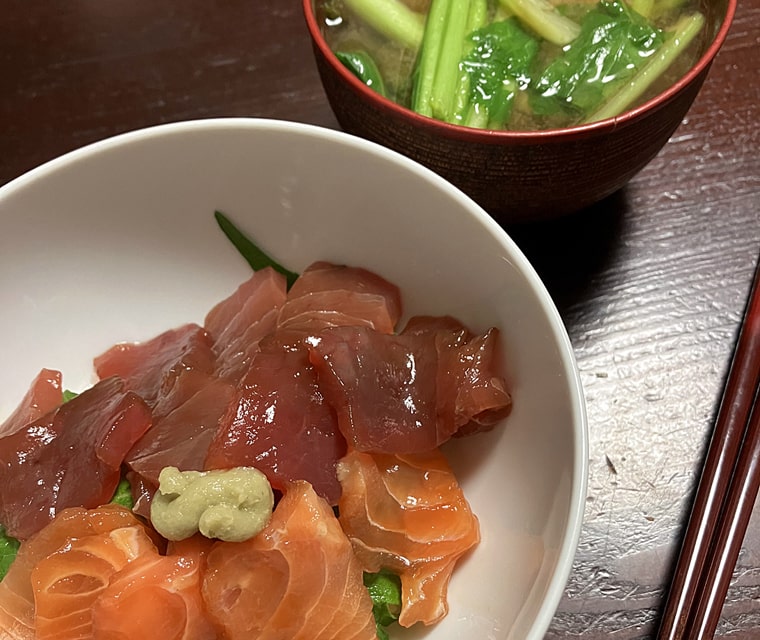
[[127, 376, 236, 488], [0, 377, 152, 540], [308, 323, 511, 453], [201, 481, 376, 640], [94, 323, 216, 414], [286, 261, 403, 329], [439, 327, 512, 436], [0, 369, 62, 438], [402, 317, 512, 436], [126, 369, 232, 518], [204, 267, 287, 349], [309, 326, 441, 453], [278, 289, 397, 334], [204, 330, 346, 505], [215, 307, 280, 384]]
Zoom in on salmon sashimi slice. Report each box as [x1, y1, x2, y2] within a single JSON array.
[[0, 369, 62, 438], [0, 506, 151, 640], [32, 524, 158, 640], [309, 320, 511, 453], [205, 268, 288, 354], [93, 324, 216, 414], [281, 262, 402, 335], [0, 378, 152, 540], [205, 331, 346, 505], [337, 449, 480, 627], [202, 481, 376, 640], [91, 535, 216, 640]]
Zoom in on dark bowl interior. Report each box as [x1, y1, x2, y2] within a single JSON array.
[[303, 0, 735, 223]]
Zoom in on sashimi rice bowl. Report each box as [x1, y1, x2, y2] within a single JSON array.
[[0, 119, 587, 640]]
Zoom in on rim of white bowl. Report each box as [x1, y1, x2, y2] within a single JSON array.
[[0, 117, 589, 639]]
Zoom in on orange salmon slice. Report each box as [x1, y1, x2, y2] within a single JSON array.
[[337, 449, 480, 627], [202, 480, 377, 640]]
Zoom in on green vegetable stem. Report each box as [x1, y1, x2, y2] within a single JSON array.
[[341, 0, 425, 49], [335, 51, 387, 96], [498, 0, 581, 45], [411, 0, 452, 116], [585, 11, 705, 122], [412, 0, 494, 122], [452, 0, 489, 125], [214, 211, 299, 290], [429, 0, 472, 121]]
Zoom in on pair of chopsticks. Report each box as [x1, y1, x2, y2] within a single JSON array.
[[658, 251, 760, 639]]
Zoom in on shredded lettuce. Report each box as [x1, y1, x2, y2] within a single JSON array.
[[364, 569, 402, 639]]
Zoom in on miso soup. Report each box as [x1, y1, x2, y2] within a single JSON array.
[[315, 0, 711, 130]]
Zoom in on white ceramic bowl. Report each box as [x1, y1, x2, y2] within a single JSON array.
[[0, 119, 587, 639]]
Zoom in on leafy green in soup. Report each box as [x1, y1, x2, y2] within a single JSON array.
[[317, 0, 708, 130]]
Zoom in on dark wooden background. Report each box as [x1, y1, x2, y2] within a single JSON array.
[[2, 0, 758, 636]]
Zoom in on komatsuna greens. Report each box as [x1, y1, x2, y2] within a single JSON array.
[[322, 0, 705, 129]]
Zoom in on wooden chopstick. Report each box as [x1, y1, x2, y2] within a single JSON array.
[[657, 252, 760, 640], [686, 386, 760, 637]]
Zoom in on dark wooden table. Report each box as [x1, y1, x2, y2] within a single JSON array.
[[2, 1, 758, 636]]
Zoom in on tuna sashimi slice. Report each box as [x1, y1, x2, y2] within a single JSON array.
[[202, 481, 376, 640], [278, 290, 397, 334], [91, 535, 217, 640], [307, 326, 443, 453], [0, 506, 151, 640], [126, 376, 236, 515], [337, 449, 480, 627], [204, 331, 346, 505], [93, 324, 216, 414], [204, 267, 287, 350], [286, 261, 403, 331], [215, 307, 280, 384], [0, 369, 62, 439], [309, 322, 511, 453], [127, 375, 236, 482], [402, 317, 512, 435], [0, 377, 152, 540]]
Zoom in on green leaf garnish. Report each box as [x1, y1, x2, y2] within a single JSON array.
[[364, 569, 402, 638], [110, 477, 134, 510], [62, 389, 79, 403], [214, 211, 299, 290], [0, 526, 20, 581]]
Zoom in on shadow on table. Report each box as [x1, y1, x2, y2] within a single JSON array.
[[501, 189, 629, 317]]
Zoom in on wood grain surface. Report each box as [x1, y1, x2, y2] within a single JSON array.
[[2, 0, 759, 636]]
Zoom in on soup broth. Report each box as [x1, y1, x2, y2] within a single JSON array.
[[316, 0, 710, 130]]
